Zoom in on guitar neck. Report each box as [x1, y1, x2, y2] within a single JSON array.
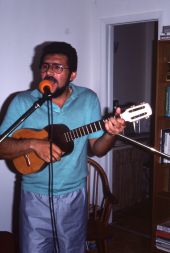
[[64, 119, 105, 142], [63, 102, 152, 143]]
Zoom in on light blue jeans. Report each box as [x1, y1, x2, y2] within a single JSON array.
[[19, 187, 88, 253]]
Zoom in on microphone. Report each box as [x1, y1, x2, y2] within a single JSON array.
[[39, 80, 53, 95]]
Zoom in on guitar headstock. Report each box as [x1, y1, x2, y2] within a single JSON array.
[[120, 103, 152, 122]]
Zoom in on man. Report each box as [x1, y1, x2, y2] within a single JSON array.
[[0, 42, 125, 253]]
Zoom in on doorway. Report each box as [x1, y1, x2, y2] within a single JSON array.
[[113, 21, 158, 136], [111, 20, 158, 215]]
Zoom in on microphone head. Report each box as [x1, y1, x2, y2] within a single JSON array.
[[39, 80, 53, 94]]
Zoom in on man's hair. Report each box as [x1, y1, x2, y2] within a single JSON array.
[[39, 41, 78, 72]]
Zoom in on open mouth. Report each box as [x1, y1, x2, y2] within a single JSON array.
[[44, 76, 57, 84]]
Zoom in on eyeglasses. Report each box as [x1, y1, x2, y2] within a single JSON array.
[[40, 63, 70, 74]]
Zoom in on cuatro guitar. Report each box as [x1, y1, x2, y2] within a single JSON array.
[[12, 103, 152, 175]]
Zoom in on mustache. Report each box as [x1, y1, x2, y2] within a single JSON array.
[[44, 76, 57, 84]]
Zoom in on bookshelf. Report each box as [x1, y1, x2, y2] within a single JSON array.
[[152, 40, 170, 252]]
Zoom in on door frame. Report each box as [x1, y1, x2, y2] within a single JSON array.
[[100, 11, 162, 187]]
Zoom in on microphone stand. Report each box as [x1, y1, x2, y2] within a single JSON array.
[[0, 93, 52, 143], [117, 133, 170, 160]]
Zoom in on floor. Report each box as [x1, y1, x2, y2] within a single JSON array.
[[111, 198, 152, 252], [88, 198, 152, 253]]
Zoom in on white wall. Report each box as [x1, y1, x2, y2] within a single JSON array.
[[0, 0, 93, 232], [1, 0, 170, 232]]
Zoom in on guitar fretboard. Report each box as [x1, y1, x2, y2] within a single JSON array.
[[64, 119, 105, 142], [62, 102, 152, 143]]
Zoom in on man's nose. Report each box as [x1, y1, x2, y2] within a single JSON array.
[[46, 65, 54, 74]]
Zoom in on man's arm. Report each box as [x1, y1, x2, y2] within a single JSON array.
[[88, 108, 125, 157], [0, 138, 32, 159], [0, 137, 63, 162]]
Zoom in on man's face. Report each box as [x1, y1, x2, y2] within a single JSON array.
[[40, 54, 76, 94]]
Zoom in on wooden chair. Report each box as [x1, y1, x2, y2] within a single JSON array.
[[86, 158, 118, 253]]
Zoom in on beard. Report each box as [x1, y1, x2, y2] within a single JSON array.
[[44, 76, 70, 98]]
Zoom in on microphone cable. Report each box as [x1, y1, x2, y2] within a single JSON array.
[[46, 98, 60, 253]]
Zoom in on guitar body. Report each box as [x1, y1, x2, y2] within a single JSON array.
[[12, 124, 74, 175]]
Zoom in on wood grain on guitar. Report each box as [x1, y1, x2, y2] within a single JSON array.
[[12, 103, 152, 175]]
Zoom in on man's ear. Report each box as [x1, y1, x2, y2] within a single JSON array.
[[70, 72, 77, 82]]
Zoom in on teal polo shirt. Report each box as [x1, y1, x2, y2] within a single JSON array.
[[0, 83, 104, 195]]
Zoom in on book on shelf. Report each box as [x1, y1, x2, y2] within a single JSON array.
[[160, 128, 170, 163], [160, 34, 170, 40], [156, 230, 170, 240], [157, 220, 170, 233], [156, 238, 170, 252], [156, 236, 170, 252], [156, 244, 170, 252], [165, 87, 170, 117], [156, 237, 170, 244]]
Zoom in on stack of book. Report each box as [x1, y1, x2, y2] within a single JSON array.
[[160, 34, 170, 40], [156, 221, 170, 252]]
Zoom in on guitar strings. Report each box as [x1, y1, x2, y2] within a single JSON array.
[[47, 99, 60, 253]]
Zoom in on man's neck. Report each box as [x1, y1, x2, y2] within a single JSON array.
[[52, 86, 72, 107]]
